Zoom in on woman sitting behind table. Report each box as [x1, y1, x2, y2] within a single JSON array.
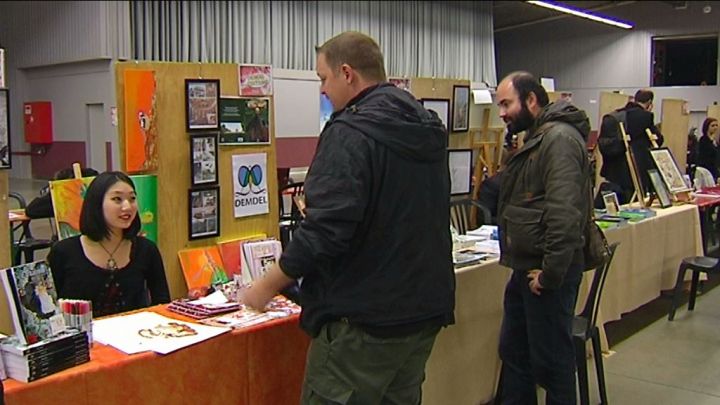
[[47, 171, 170, 317], [696, 117, 720, 181]]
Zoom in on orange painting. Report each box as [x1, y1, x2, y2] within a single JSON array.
[[217, 234, 266, 283], [49, 177, 94, 240], [178, 246, 229, 297], [124, 70, 158, 173]]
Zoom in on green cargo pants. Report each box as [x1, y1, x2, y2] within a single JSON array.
[[301, 320, 441, 405]]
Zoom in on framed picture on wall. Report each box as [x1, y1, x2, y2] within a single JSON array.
[[451, 85, 470, 132], [0, 89, 11, 169], [188, 186, 220, 240], [649, 147, 691, 194], [185, 79, 220, 131], [448, 149, 473, 195], [190, 133, 218, 186], [421, 98, 450, 130]]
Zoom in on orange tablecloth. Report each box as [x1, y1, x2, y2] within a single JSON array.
[[4, 305, 310, 405]]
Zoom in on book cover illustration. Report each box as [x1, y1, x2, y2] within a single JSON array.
[[238, 64, 273, 96], [123, 69, 158, 173], [178, 246, 229, 298], [242, 240, 282, 281], [0, 261, 66, 345]]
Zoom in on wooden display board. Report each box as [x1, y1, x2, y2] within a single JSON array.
[[0, 172, 11, 333], [660, 98, 690, 174], [115, 62, 279, 300], [411, 77, 471, 149], [708, 104, 720, 121]]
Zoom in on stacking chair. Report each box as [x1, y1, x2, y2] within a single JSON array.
[[450, 199, 492, 235], [278, 182, 305, 247], [667, 256, 720, 321], [8, 192, 54, 265], [574, 242, 619, 405]]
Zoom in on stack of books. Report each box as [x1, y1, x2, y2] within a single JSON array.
[[1, 329, 90, 382], [168, 299, 240, 320]]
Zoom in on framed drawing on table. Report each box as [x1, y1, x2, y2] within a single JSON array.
[[649, 147, 691, 194], [648, 169, 673, 208]]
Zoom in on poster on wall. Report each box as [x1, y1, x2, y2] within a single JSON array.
[[451, 85, 470, 133], [219, 97, 271, 145], [123, 70, 158, 173], [186, 79, 220, 131], [232, 153, 269, 218], [448, 149, 472, 195], [50, 175, 158, 242], [238, 64, 273, 96], [0, 89, 11, 169], [388, 77, 411, 93]]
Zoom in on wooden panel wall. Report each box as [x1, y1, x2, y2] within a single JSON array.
[[115, 62, 279, 299], [0, 173, 12, 333], [660, 98, 690, 172], [411, 77, 472, 150]]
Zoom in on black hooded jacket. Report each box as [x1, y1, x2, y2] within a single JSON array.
[[280, 83, 456, 337], [498, 101, 591, 289]]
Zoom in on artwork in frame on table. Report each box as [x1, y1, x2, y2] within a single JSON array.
[[188, 186, 220, 241], [0, 88, 11, 169], [448, 149, 472, 196], [190, 133, 218, 186], [185, 79, 220, 131], [649, 147, 692, 194], [647, 169, 673, 208], [421, 99, 450, 131], [451, 85, 470, 132], [602, 191, 620, 215]]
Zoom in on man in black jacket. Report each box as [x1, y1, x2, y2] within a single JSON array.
[[496, 72, 591, 405], [242, 31, 455, 404], [599, 90, 663, 203]]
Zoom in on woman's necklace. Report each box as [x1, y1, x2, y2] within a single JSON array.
[[98, 239, 125, 270]]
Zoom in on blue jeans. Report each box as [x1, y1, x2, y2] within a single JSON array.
[[499, 264, 582, 405]]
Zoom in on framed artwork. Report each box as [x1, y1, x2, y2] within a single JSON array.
[[190, 133, 218, 186], [649, 147, 691, 194], [448, 149, 473, 196], [219, 97, 270, 145], [422, 98, 450, 130], [648, 169, 673, 208], [0, 89, 11, 169], [0, 47, 5, 88], [123, 70, 158, 173], [451, 85, 470, 132], [185, 79, 220, 131], [602, 192, 620, 215], [188, 186, 220, 240], [238, 64, 273, 96]]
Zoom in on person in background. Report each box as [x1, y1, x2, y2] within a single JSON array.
[[47, 171, 170, 317], [25, 167, 99, 219], [496, 72, 591, 405], [696, 117, 720, 180], [477, 148, 514, 223], [241, 31, 455, 404]]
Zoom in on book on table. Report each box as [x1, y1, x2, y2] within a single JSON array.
[[0, 260, 67, 345]]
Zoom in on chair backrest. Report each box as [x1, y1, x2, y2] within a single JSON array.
[[450, 199, 473, 235], [579, 242, 620, 332], [695, 166, 715, 188], [279, 181, 305, 222]]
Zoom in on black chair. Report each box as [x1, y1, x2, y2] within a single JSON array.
[[574, 242, 619, 405], [450, 198, 492, 235], [278, 182, 305, 247], [8, 192, 54, 266], [667, 256, 720, 321]]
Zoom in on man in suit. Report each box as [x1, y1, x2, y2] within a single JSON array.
[[599, 90, 663, 201]]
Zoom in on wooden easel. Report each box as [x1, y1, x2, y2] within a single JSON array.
[[469, 108, 504, 225], [620, 122, 648, 208]]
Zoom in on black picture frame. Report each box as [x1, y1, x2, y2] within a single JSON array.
[[448, 149, 473, 195], [185, 79, 220, 131], [648, 169, 673, 208], [451, 85, 470, 132], [421, 98, 450, 131], [188, 186, 220, 240], [0, 88, 11, 170], [189, 133, 218, 186]]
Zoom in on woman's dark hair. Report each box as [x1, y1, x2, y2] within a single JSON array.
[[702, 117, 718, 138], [80, 171, 141, 241]]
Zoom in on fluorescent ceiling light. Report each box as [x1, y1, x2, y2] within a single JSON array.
[[526, 1, 634, 29]]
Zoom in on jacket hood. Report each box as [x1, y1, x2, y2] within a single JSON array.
[[332, 83, 448, 162], [533, 100, 591, 141]]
